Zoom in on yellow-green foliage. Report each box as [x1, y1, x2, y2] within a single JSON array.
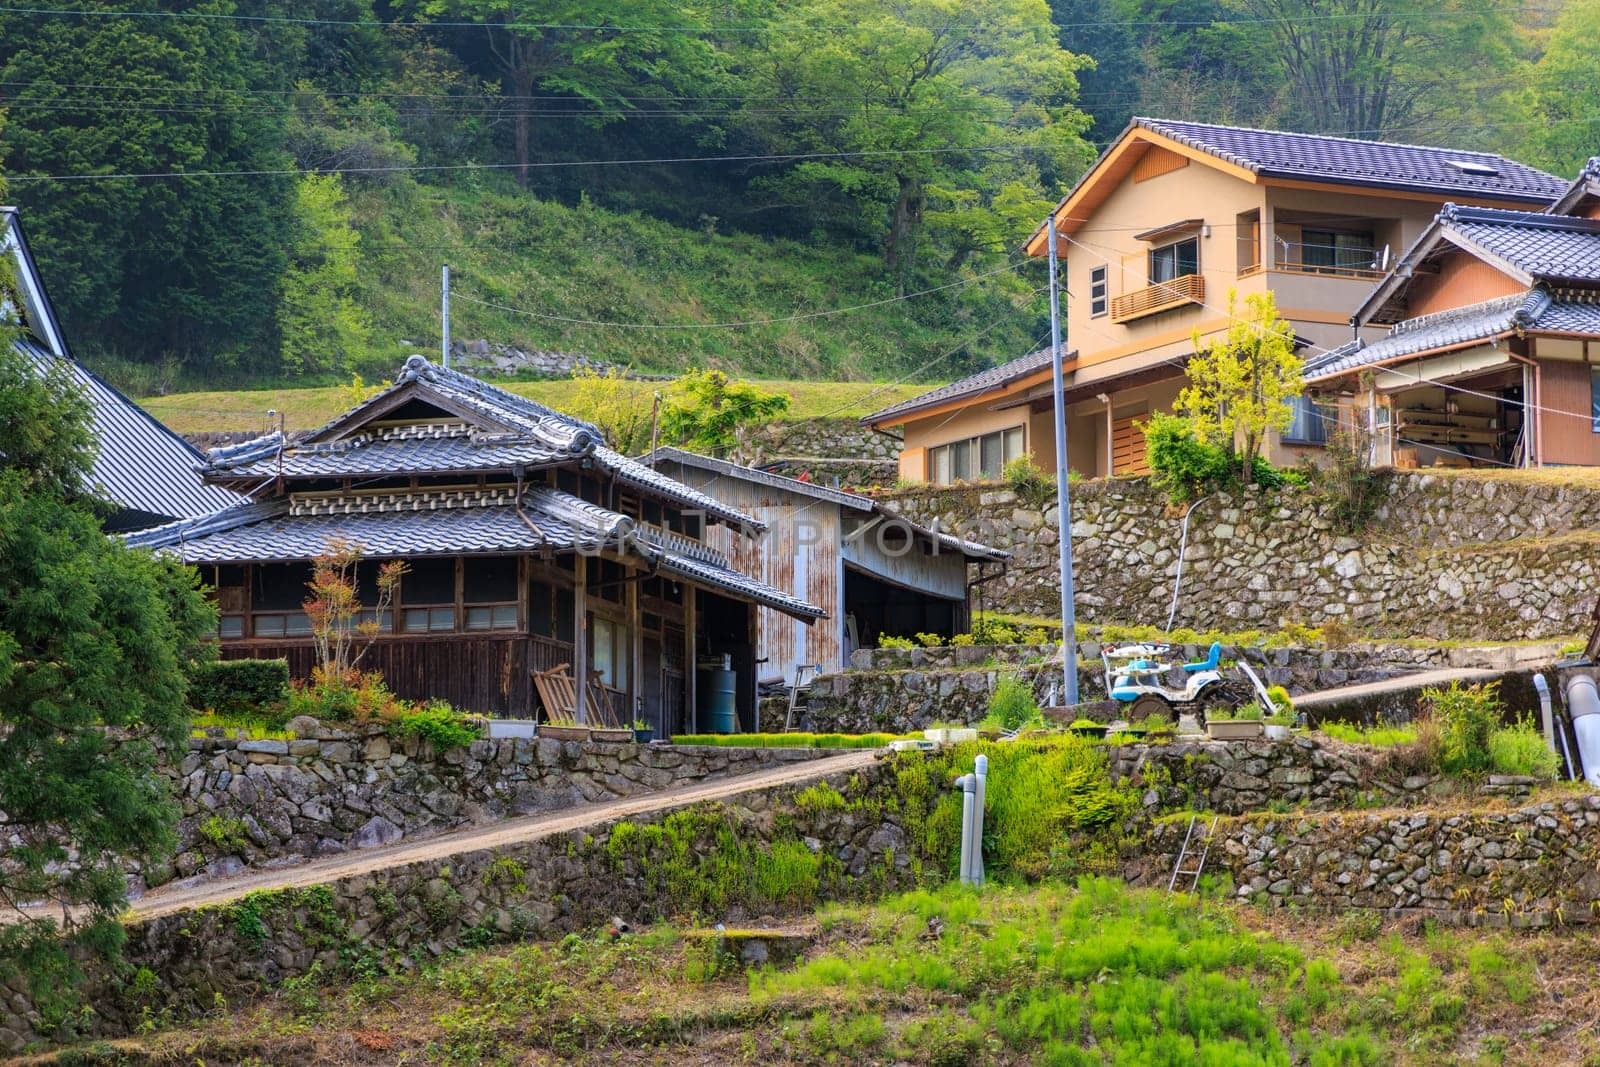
[[1180, 288, 1303, 478], [605, 808, 836, 916], [891, 739, 1139, 881], [672, 732, 909, 749], [752, 879, 1384, 1066], [1319, 721, 1419, 748]]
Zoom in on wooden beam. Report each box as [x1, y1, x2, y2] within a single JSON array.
[[573, 554, 588, 723]]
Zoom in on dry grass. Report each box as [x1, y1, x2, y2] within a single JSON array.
[[139, 377, 934, 434]]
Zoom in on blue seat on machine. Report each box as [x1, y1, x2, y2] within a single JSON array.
[[1182, 641, 1221, 673]]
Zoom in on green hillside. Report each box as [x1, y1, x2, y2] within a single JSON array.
[[339, 181, 1043, 384], [141, 374, 933, 436]]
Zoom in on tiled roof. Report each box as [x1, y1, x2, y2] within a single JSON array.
[[202, 356, 760, 531], [861, 347, 1061, 426], [18, 340, 243, 529], [1438, 205, 1600, 283], [1132, 118, 1566, 203], [1306, 289, 1600, 379], [644, 446, 1010, 563], [126, 485, 824, 620], [1548, 157, 1600, 215]]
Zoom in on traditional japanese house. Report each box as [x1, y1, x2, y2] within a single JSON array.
[[127, 356, 824, 732], [645, 447, 1009, 683]]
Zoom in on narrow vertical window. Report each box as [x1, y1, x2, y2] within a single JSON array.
[[1089, 266, 1108, 317]]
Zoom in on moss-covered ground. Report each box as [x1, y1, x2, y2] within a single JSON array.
[[49, 878, 1600, 1066]]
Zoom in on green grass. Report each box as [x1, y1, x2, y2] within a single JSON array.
[[1317, 721, 1421, 748], [141, 376, 934, 435], [671, 731, 914, 749]]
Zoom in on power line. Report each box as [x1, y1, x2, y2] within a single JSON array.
[[451, 259, 1031, 330], [0, 3, 1558, 32], [2, 143, 1054, 183]]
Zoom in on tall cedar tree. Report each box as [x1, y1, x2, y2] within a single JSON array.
[[0, 0, 293, 371], [0, 280, 214, 1016]]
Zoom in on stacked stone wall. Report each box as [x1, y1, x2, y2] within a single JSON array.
[[160, 726, 828, 885], [876, 472, 1600, 640], [729, 417, 900, 488]]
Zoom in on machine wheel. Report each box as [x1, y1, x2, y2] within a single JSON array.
[[1196, 683, 1245, 728], [1128, 693, 1172, 724]]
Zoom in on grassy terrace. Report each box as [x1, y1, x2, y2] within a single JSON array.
[[139, 377, 933, 435], [71, 878, 1600, 1066]]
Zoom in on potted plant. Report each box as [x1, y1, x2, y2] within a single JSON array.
[[1207, 703, 1265, 741], [591, 723, 634, 743], [632, 718, 655, 744], [1068, 718, 1107, 739], [1264, 710, 1295, 741], [537, 716, 591, 742]]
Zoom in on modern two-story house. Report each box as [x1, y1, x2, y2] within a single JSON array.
[[866, 119, 1567, 483]]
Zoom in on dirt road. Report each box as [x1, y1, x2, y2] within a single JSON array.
[[16, 748, 880, 925]]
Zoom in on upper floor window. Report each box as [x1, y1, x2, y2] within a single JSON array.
[[1300, 229, 1376, 273], [1089, 266, 1108, 317], [1149, 238, 1199, 284]]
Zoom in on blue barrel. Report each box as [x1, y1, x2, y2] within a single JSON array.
[[698, 668, 738, 733]]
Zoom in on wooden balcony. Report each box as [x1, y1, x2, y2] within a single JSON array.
[[1109, 273, 1205, 323]]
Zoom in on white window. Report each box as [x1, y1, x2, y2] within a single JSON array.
[[1090, 266, 1108, 317], [927, 426, 1026, 485], [592, 616, 628, 689]]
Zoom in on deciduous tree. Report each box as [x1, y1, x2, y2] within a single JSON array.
[[1177, 288, 1302, 484]]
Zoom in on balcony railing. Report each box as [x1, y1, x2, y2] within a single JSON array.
[[1109, 273, 1205, 323], [1238, 239, 1386, 280]]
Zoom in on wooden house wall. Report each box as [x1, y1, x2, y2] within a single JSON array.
[[1533, 344, 1600, 466]]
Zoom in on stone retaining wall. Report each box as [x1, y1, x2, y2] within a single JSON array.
[[875, 473, 1600, 640], [160, 725, 828, 885], [728, 417, 900, 487], [806, 642, 1546, 734], [0, 760, 907, 1053], [1137, 794, 1600, 924]]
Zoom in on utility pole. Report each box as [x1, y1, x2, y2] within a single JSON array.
[[1046, 214, 1079, 707], [441, 264, 452, 367]]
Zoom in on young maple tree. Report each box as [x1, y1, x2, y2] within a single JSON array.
[[1178, 288, 1305, 485], [303, 538, 406, 683]]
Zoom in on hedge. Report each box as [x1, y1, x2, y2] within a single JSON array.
[[188, 658, 290, 715]]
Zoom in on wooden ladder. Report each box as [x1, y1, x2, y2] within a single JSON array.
[[1167, 814, 1219, 893]]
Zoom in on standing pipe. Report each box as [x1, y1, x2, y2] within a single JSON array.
[[957, 774, 976, 885], [1564, 674, 1600, 786], [971, 755, 988, 886], [1533, 673, 1556, 751]]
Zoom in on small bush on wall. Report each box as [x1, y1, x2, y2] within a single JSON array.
[[188, 658, 290, 716]]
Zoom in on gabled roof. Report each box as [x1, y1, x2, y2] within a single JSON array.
[[126, 484, 824, 620], [1548, 157, 1600, 217], [203, 355, 759, 531], [860, 346, 1061, 428], [1131, 119, 1566, 203], [1025, 118, 1565, 254], [4, 209, 242, 529], [643, 446, 1010, 564], [1307, 287, 1600, 381], [1356, 205, 1600, 325]]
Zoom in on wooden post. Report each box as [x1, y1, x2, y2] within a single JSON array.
[[627, 571, 641, 728], [573, 554, 588, 723], [684, 585, 697, 734]]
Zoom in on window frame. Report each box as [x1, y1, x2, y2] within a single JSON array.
[[1149, 237, 1199, 285], [1089, 265, 1108, 317], [1282, 395, 1334, 446], [927, 426, 1027, 485]]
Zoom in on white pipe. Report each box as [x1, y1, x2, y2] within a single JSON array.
[[972, 755, 988, 886], [1564, 674, 1600, 786], [1532, 673, 1555, 750], [957, 774, 976, 885], [1166, 494, 1213, 632]]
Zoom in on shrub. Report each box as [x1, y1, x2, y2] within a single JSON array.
[[914, 632, 944, 648], [987, 676, 1040, 732], [950, 633, 976, 647], [1265, 686, 1294, 714], [187, 658, 289, 716], [878, 635, 916, 650], [1022, 627, 1050, 645], [970, 616, 1020, 646], [1002, 455, 1051, 503], [1487, 721, 1560, 779], [1142, 412, 1233, 503], [391, 700, 480, 749], [1303, 429, 1389, 533], [1424, 681, 1503, 775], [286, 667, 405, 723]]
